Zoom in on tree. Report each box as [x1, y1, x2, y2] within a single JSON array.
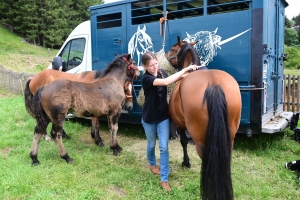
[[0, 0, 19, 32], [285, 27, 299, 46], [285, 16, 291, 28], [14, 0, 40, 44], [292, 14, 300, 42], [284, 46, 300, 69], [0, 0, 105, 48]]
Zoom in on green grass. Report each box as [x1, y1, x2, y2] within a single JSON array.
[[1, 94, 300, 199], [0, 25, 58, 74], [284, 69, 300, 76]]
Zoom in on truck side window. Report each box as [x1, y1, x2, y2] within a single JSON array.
[[208, 0, 250, 15], [59, 38, 86, 72]]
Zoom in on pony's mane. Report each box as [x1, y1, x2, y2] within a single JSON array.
[[177, 42, 201, 68], [100, 54, 127, 77], [94, 71, 103, 79]]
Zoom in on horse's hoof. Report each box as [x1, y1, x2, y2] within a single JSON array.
[[30, 155, 40, 165], [32, 161, 40, 166], [98, 143, 104, 147], [96, 141, 104, 147], [111, 145, 122, 156], [66, 158, 73, 164], [182, 162, 191, 168], [61, 154, 73, 164]]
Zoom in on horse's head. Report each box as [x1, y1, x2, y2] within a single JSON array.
[[128, 57, 140, 80], [123, 78, 133, 111], [165, 36, 201, 69], [114, 53, 140, 80]]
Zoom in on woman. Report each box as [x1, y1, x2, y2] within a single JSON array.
[[141, 52, 197, 191]]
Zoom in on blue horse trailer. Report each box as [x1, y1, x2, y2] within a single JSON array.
[[60, 0, 290, 135]]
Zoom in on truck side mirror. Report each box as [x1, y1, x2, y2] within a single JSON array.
[[52, 56, 63, 71]]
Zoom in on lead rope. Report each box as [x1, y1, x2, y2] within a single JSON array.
[[159, 11, 168, 50]]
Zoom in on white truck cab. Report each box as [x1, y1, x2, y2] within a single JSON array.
[[48, 21, 92, 74]]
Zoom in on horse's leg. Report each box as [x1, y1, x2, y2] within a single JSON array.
[[107, 114, 122, 156], [50, 121, 73, 164], [91, 116, 104, 147], [44, 134, 52, 142], [169, 119, 179, 139], [29, 118, 50, 165], [178, 127, 191, 168], [62, 129, 71, 139], [43, 128, 70, 142]]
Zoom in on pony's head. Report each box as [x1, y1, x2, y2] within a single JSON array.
[[123, 77, 134, 111], [114, 53, 140, 80], [165, 36, 201, 70]]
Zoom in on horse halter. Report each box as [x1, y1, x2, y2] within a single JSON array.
[[124, 77, 133, 99], [166, 47, 181, 68], [122, 57, 138, 81]]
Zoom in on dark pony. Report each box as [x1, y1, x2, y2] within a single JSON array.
[[166, 36, 242, 200], [25, 54, 136, 165], [24, 57, 139, 141]]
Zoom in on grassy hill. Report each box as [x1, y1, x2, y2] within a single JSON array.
[[0, 25, 58, 74]]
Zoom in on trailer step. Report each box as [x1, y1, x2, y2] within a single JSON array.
[[262, 112, 293, 133]]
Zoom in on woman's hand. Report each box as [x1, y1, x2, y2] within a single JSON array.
[[185, 65, 198, 72], [184, 64, 198, 73]]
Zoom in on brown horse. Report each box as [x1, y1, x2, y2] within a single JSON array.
[[165, 36, 241, 200], [24, 57, 139, 141], [25, 54, 137, 165]]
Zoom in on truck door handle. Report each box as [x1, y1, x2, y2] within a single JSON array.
[[114, 38, 123, 45]]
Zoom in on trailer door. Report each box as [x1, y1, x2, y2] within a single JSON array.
[[261, 0, 291, 133], [90, 5, 127, 70]]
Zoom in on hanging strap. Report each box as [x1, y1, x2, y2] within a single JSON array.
[[159, 11, 168, 49]]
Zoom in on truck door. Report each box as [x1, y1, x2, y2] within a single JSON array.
[[90, 5, 127, 70]]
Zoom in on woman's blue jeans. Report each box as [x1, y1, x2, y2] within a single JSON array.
[[141, 118, 170, 182]]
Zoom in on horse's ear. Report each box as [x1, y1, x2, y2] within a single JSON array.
[[114, 53, 119, 57], [186, 32, 190, 37], [127, 54, 131, 60], [177, 36, 184, 46]]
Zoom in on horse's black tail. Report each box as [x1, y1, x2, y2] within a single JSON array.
[[24, 78, 35, 118], [201, 84, 233, 200], [24, 79, 45, 121]]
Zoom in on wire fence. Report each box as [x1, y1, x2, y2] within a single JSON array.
[[0, 66, 34, 96]]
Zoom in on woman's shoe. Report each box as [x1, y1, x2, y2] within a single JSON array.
[[160, 182, 171, 191], [149, 166, 160, 175]]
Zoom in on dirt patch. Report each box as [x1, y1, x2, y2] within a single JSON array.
[[107, 185, 127, 197], [0, 91, 15, 98], [2, 148, 11, 157]]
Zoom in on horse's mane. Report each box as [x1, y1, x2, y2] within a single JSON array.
[[177, 42, 201, 68], [100, 54, 127, 77], [93, 71, 103, 79]]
